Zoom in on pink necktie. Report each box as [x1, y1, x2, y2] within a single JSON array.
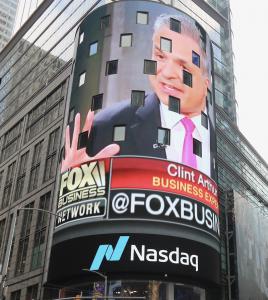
[[181, 117, 197, 169]]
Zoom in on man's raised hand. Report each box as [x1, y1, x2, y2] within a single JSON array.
[[61, 110, 120, 172]]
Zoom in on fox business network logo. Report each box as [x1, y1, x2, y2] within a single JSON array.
[[56, 161, 107, 226], [89, 236, 199, 272]]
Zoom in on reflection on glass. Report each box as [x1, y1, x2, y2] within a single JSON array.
[[100, 15, 110, 29], [157, 127, 170, 145], [144, 59, 157, 75], [58, 280, 207, 300], [137, 11, 149, 25], [79, 32, 84, 44], [160, 37, 172, 52], [113, 126, 126, 142], [120, 33, 133, 47], [89, 41, 98, 56]]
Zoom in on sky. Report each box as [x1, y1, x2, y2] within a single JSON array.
[[230, 0, 268, 164]]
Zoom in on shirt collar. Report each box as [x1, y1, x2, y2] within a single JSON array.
[[160, 102, 184, 128], [160, 102, 205, 129]]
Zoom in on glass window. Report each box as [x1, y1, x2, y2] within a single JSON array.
[[21, 202, 34, 235], [169, 96, 180, 113], [212, 42, 223, 62], [0, 25, 73, 127], [11, 290, 21, 300], [14, 151, 29, 201], [174, 284, 206, 299], [15, 202, 34, 276], [4, 214, 14, 271], [201, 112, 208, 129], [78, 131, 88, 149], [1, 120, 22, 163], [44, 128, 60, 182], [0, 171, 3, 201], [137, 11, 148, 25], [26, 284, 38, 300], [79, 72, 86, 87], [0, 169, 3, 186], [120, 33, 132, 47], [0, 218, 6, 254], [192, 51, 200, 67], [28, 140, 43, 192], [193, 138, 202, 157], [79, 32, 84, 44], [89, 41, 98, 56], [131, 90, 145, 107], [113, 126, 126, 142], [100, 15, 110, 29], [31, 193, 50, 270], [170, 18, 181, 33], [91, 94, 103, 111], [144, 59, 156, 75], [157, 128, 170, 145], [2, 161, 16, 209], [25, 84, 64, 143], [183, 70, 192, 87], [160, 37, 172, 52], [106, 60, 118, 75]]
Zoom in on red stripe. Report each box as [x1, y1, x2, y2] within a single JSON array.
[[110, 157, 219, 214]]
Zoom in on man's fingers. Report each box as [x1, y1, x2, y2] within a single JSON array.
[[72, 113, 81, 149], [94, 144, 120, 160], [83, 110, 94, 135], [65, 125, 70, 154]]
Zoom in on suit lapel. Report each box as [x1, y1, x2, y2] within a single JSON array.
[[129, 93, 166, 159]]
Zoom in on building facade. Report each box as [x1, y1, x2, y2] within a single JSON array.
[[12, 0, 45, 35], [0, 0, 19, 51], [0, 0, 267, 300]]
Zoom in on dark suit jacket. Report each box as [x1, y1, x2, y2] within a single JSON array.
[[88, 93, 217, 180]]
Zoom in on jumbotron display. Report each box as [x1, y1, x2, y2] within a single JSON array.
[[47, 0, 220, 289]]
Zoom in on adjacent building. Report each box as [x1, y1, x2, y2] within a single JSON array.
[[0, 0, 267, 300], [12, 0, 45, 35], [0, 0, 19, 51]]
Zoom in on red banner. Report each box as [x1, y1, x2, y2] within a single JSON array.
[[111, 157, 219, 214]]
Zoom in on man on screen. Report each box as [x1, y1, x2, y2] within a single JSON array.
[[62, 13, 216, 179]]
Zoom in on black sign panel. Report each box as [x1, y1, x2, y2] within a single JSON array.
[[47, 234, 220, 286], [109, 190, 220, 238]]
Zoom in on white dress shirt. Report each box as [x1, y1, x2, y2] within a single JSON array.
[[160, 102, 211, 177]]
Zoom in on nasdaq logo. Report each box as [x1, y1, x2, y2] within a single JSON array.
[[89, 236, 129, 271]]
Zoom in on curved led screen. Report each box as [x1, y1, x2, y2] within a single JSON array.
[[48, 0, 220, 287]]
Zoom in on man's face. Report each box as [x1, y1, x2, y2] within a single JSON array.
[[149, 26, 209, 117]]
